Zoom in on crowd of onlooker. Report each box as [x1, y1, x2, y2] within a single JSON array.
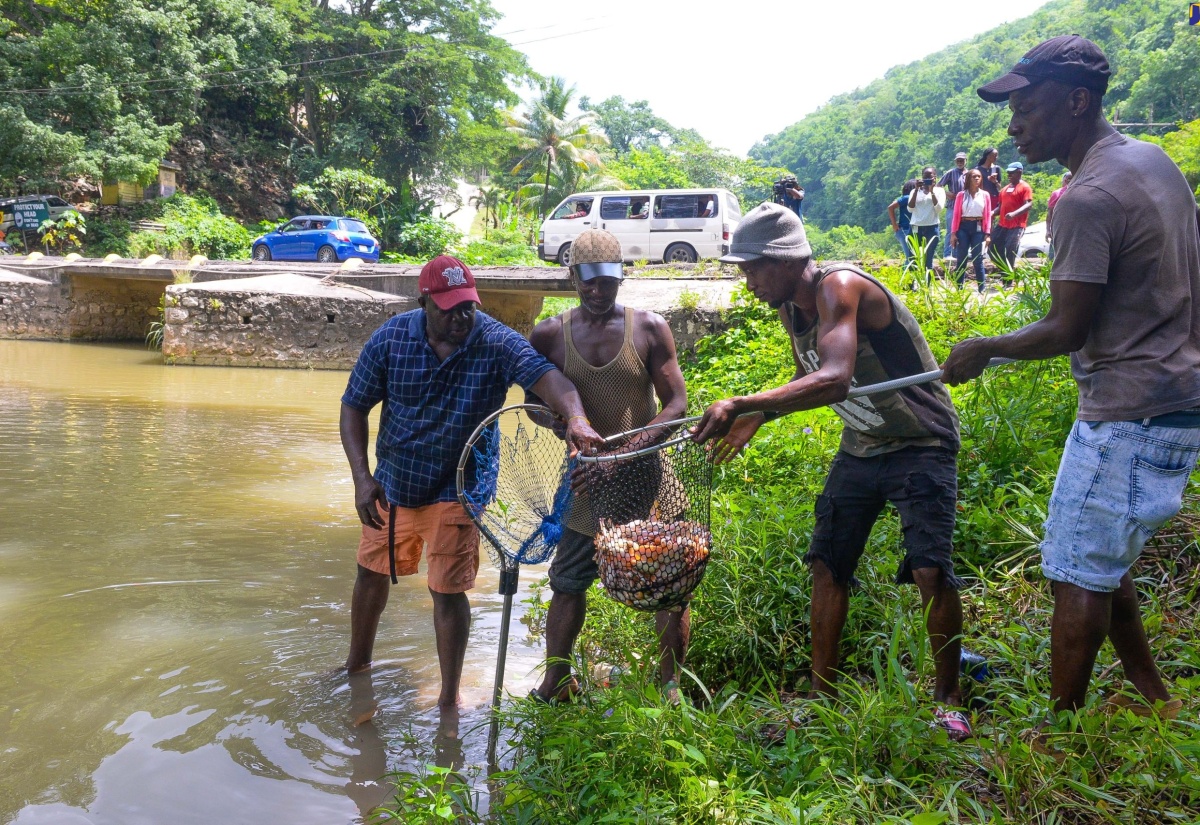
[[886, 149, 1071, 291]]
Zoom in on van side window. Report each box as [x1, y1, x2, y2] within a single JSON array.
[[599, 197, 631, 220], [724, 194, 742, 220], [656, 195, 713, 219]]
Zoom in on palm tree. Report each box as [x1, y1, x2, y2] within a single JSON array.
[[469, 181, 505, 237], [507, 77, 609, 219], [515, 168, 623, 219]]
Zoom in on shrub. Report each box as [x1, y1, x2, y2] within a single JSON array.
[[85, 217, 133, 257], [396, 217, 461, 259]]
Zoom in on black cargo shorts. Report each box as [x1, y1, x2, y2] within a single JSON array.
[[805, 446, 964, 588]]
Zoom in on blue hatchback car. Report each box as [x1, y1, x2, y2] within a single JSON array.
[[251, 215, 380, 263]]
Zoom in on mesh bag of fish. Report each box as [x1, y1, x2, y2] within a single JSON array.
[[582, 433, 714, 612]]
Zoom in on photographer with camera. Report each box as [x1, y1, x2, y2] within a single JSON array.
[[907, 167, 945, 276], [773, 176, 805, 222]]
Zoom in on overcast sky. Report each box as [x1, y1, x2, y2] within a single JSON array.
[[489, 0, 1051, 156]]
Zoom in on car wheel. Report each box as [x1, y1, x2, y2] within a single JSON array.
[[556, 243, 572, 267], [664, 243, 697, 264], [317, 245, 338, 263], [252, 244, 271, 262]]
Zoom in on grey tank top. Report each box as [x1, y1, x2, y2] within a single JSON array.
[[781, 265, 960, 457], [562, 306, 659, 534]]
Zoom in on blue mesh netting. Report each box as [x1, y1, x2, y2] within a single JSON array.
[[461, 417, 574, 566]]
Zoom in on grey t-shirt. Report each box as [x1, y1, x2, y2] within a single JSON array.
[[1051, 133, 1200, 421]]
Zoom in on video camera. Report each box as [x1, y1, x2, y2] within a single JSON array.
[[772, 176, 800, 205]]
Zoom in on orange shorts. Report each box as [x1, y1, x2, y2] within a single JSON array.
[[356, 501, 480, 594]]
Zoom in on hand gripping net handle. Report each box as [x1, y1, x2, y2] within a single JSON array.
[[577, 358, 1016, 464]]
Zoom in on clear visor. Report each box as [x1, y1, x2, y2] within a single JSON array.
[[574, 261, 624, 281]]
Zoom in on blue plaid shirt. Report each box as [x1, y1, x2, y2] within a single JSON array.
[[342, 309, 555, 508]]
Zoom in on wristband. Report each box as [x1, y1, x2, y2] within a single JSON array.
[[567, 415, 590, 426]]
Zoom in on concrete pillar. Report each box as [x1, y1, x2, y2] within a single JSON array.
[[477, 290, 544, 337]]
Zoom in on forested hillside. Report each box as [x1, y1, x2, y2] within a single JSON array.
[[0, 0, 527, 221], [751, 0, 1200, 230]]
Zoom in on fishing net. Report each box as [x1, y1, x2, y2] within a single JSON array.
[[581, 426, 714, 612], [458, 405, 574, 566]]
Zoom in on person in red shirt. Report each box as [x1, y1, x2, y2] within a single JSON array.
[[990, 161, 1033, 275]]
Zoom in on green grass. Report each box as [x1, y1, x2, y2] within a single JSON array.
[[536, 297, 579, 323], [376, 263, 1200, 823]]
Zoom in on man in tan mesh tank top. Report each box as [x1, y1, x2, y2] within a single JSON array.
[[527, 229, 690, 703]]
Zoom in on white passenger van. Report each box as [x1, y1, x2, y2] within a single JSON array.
[[538, 188, 741, 266]]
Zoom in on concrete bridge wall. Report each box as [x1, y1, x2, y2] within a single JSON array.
[[0, 256, 734, 367]]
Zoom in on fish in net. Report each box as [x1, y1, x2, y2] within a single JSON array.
[[581, 428, 714, 612], [458, 405, 574, 566]]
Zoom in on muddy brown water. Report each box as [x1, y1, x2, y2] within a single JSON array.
[[0, 341, 549, 824]]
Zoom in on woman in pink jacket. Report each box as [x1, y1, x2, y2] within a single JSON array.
[[949, 168, 992, 292]]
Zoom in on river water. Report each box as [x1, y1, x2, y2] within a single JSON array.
[[0, 341, 547, 824]]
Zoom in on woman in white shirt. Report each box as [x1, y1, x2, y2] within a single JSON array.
[[907, 166, 945, 275], [949, 168, 993, 292]]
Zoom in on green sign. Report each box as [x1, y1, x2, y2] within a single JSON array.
[[12, 201, 49, 230]]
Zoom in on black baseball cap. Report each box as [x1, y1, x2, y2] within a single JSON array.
[[977, 35, 1111, 103]]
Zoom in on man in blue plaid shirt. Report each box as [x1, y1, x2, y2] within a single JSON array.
[[340, 255, 601, 708]]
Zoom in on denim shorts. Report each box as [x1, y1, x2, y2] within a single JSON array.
[[1042, 419, 1200, 592]]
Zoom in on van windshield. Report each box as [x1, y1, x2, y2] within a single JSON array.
[[550, 199, 592, 220]]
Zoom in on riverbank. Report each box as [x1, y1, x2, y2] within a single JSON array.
[[379, 262, 1200, 823]]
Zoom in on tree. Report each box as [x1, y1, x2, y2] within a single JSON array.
[[469, 181, 506, 236], [750, 0, 1193, 229], [1124, 24, 1200, 124], [579, 96, 676, 157], [291, 168, 395, 217], [1152, 118, 1200, 196], [0, 0, 286, 191], [507, 77, 609, 219]]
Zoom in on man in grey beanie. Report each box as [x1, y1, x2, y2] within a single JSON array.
[[692, 202, 971, 740]]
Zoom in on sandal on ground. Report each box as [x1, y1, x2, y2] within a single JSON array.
[[528, 677, 582, 706], [932, 707, 972, 742], [1104, 693, 1183, 720]]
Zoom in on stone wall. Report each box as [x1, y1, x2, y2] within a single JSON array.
[[660, 306, 729, 353], [0, 273, 69, 339], [162, 276, 412, 369], [67, 274, 163, 341]]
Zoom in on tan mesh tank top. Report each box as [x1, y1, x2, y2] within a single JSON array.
[[563, 306, 658, 535]]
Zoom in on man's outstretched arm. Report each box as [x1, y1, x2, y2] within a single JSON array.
[[693, 273, 863, 447], [941, 279, 1103, 384]]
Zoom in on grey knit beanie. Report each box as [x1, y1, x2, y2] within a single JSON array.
[[719, 202, 811, 263]]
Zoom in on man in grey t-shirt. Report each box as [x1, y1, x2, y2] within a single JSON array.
[[943, 36, 1200, 723]]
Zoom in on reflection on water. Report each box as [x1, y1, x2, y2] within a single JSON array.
[[0, 341, 547, 824]]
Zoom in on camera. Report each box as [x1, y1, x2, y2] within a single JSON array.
[[772, 176, 800, 204]]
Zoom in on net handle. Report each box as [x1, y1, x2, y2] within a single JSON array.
[[577, 358, 1016, 463]]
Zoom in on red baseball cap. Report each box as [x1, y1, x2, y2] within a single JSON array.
[[418, 255, 482, 310]]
